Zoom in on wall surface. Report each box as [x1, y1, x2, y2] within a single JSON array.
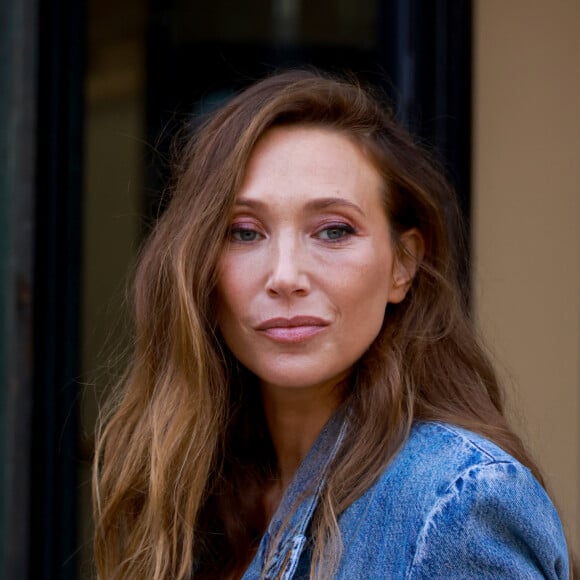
[[473, 0, 580, 556]]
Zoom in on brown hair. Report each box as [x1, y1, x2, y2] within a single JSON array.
[[93, 69, 549, 579]]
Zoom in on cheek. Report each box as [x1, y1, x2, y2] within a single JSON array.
[[334, 256, 392, 334], [216, 254, 240, 304], [215, 293, 243, 361], [216, 284, 238, 332], [350, 252, 394, 303], [215, 259, 253, 337]]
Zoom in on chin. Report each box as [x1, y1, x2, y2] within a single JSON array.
[[255, 366, 352, 394]]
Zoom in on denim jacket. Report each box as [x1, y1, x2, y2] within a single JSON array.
[[242, 416, 569, 579]]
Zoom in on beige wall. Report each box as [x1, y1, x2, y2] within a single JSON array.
[[473, 0, 580, 555]]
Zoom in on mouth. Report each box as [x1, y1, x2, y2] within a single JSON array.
[[255, 316, 329, 343]]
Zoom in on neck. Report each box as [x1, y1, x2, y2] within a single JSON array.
[[260, 379, 346, 489]]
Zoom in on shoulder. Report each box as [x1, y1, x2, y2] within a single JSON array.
[[411, 423, 567, 576], [371, 421, 546, 511], [369, 420, 561, 528], [338, 421, 569, 579], [392, 421, 524, 478]]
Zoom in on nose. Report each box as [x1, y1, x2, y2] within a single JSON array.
[[265, 234, 310, 298]]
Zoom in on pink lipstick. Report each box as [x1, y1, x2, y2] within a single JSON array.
[[255, 316, 329, 343]]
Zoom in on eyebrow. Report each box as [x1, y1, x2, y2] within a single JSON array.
[[235, 196, 366, 217]]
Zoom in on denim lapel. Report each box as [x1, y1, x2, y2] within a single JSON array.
[[243, 411, 349, 580]]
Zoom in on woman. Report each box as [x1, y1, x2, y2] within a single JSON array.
[[93, 70, 570, 579]]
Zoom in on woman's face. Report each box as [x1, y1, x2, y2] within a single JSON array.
[[217, 126, 412, 394]]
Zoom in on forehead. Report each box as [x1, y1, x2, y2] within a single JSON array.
[[237, 126, 385, 209]]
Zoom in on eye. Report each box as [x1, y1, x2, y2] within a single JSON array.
[[230, 227, 262, 242], [316, 224, 356, 241]]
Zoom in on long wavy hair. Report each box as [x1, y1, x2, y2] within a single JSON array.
[[93, 70, 550, 579]]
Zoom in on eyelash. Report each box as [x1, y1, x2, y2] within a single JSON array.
[[229, 226, 263, 242], [227, 222, 357, 243], [315, 223, 356, 241]]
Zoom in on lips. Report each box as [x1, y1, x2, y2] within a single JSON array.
[[255, 316, 329, 343]]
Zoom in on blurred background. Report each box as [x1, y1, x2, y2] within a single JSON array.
[[1, 0, 578, 577]]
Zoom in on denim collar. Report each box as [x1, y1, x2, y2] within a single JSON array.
[[243, 411, 349, 580]]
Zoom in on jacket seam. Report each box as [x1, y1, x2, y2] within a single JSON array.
[[432, 422, 507, 463]]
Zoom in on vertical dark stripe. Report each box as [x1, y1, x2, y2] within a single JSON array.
[[31, 0, 85, 577], [0, 0, 39, 576], [379, 0, 472, 292]]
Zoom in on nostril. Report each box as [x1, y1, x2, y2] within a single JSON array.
[[265, 270, 310, 297], [264, 243, 310, 297]]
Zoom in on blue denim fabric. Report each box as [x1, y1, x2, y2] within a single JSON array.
[[242, 418, 569, 579]]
